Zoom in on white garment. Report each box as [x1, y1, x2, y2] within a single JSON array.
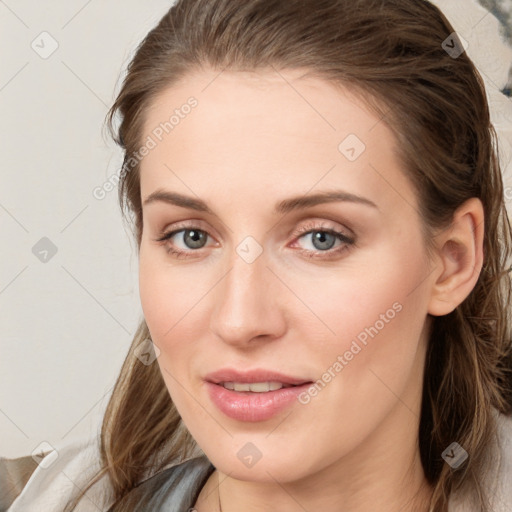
[[7, 434, 115, 512], [447, 410, 512, 512], [6, 410, 512, 511]]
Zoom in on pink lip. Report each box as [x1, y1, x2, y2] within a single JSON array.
[[205, 381, 312, 422], [204, 368, 311, 386], [203, 368, 313, 422]]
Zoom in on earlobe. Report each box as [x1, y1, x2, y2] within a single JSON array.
[[427, 198, 484, 317]]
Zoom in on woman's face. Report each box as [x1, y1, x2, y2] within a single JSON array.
[[138, 68, 436, 483]]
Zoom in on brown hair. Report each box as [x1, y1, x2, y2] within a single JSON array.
[[65, 0, 512, 510]]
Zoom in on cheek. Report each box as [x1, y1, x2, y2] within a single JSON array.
[[139, 241, 201, 340], [138, 257, 198, 409], [293, 238, 430, 391], [139, 254, 170, 340], [138, 244, 216, 392], [297, 277, 419, 372]]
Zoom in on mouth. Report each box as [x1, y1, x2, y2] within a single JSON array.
[[205, 380, 314, 421], [203, 367, 314, 421]]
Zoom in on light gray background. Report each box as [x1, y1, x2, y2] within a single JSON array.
[[1, 0, 512, 458]]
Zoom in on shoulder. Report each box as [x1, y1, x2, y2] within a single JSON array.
[[0, 453, 38, 509], [5, 431, 213, 512], [490, 410, 512, 511], [449, 409, 512, 512], [107, 455, 215, 512], [6, 433, 114, 512]]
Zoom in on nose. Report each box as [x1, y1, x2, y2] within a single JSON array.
[[208, 245, 286, 349]]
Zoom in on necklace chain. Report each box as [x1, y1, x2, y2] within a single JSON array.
[[217, 471, 222, 512]]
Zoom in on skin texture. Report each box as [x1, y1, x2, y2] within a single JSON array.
[[137, 69, 484, 512]]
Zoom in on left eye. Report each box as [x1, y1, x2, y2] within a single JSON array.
[[289, 226, 355, 259], [295, 229, 346, 251]]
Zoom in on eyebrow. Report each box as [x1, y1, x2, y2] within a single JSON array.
[[142, 189, 378, 215]]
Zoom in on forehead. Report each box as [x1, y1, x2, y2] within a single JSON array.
[[142, 68, 381, 151], [138, 68, 417, 218]]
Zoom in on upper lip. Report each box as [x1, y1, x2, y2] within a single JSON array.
[[204, 368, 313, 386]]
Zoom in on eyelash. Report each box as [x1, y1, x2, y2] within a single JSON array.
[[154, 221, 356, 260]]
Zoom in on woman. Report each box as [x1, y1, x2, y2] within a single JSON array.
[[7, 0, 512, 511]]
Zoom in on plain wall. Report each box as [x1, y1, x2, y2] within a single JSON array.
[[1, 0, 174, 458], [1, 0, 512, 458]]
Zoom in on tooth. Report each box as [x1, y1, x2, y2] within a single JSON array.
[[246, 382, 271, 392], [221, 381, 286, 392]]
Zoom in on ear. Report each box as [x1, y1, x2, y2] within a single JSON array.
[[427, 197, 484, 317]]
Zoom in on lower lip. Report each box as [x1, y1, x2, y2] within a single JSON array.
[[205, 381, 312, 422]]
